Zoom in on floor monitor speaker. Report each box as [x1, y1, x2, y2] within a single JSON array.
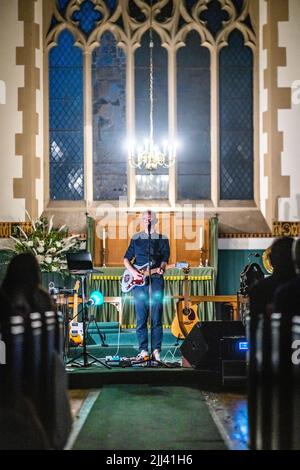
[[180, 321, 245, 370]]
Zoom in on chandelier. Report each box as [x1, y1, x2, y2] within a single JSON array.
[[128, 2, 176, 171]]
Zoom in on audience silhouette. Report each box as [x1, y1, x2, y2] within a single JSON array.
[[1, 252, 55, 321], [249, 237, 296, 317], [274, 238, 300, 315], [0, 252, 71, 450]]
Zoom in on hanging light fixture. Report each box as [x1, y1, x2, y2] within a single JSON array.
[[128, 1, 176, 170]]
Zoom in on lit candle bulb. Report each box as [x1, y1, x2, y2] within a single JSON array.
[[199, 226, 203, 249], [102, 227, 106, 249]]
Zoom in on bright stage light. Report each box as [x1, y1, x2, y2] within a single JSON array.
[[88, 290, 104, 306]]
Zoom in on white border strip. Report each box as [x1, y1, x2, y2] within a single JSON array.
[[64, 389, 101, 450], [218, 238, 275, 250], [202, 393, 236, 451]]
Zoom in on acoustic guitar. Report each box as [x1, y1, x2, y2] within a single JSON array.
[[69, 280, 83, 346], [171, 266, 199, 339]]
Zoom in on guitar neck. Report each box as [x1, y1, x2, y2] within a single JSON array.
[[183, 272, 190, 309], [146, 263, 174, 276], [72, 281, 80, 321], [135, 262, 188, 276]]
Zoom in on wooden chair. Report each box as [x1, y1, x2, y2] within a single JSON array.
[[24, 312, 43, 415], [271, 313, 293, 450], [255, 314, 272, 450], [291, 315, 300, 450], [0, 315, 25, 405]]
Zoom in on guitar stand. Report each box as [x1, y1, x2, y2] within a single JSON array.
[[86, 312, 108, 348], [61, 292, 72, 362], [65, 273, 110, 370]]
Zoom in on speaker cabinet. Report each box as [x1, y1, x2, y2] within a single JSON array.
[[180, 321, 245, 370], [221, 360, 247, 385]]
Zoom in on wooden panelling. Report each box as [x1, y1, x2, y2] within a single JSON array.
[[94, 213, 210, 267]]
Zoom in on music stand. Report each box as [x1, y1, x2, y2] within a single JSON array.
[[65, 251, 110, 369]]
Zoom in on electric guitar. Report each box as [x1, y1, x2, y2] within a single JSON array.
[[121, 262, 188, 293], [171, 266, 199, 339], [69, 280, 83, 346]]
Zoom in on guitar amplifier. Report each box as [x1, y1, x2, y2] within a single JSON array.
[[220, 336, 248, 385], [221, 360, 247, 385]]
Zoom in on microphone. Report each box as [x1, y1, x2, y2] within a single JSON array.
[[48, 281, 55, 294], [148, 219, 152, 235], [86, 290, 104, 307], [48, 281, 59, 296]]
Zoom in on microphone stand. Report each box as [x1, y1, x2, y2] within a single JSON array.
[[147, 221, 153, 367], [146, 222, 171, 368]]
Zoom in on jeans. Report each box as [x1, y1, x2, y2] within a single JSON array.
[[133, 275, 164, 352]]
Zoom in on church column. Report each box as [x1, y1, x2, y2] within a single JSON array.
[[0, 0, 24, 221], [14, 0, 43, 220], [263, 0, 291, 227]]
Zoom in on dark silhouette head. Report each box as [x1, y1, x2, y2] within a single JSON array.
[[292, 238, 300, 274], [2, 252, 41, 296], [269, 237, 295, 277]]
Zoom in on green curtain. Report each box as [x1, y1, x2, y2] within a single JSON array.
[[209, 215, 219, 277], [87, 267, 216, 326], [41, 271, 77, 291], [86, 214, 95, 260], [0, 249, 15, 282], [216, 249, 267, 295]]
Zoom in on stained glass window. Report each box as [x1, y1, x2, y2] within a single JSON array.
[[48, 0, 255, 204], [219, 30, 253, 200], [135, 31, 169, 200], [49, 30, 84, 200], [184, 0, 198, 15], [234, 0, 245, 15], [200, 0, 229, 37], [92, 31, 127, 200], [57, 0, 69, 12], [72, 0, 102, 37], [177, 31, 211, 200]]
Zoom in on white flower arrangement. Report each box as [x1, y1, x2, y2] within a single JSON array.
[[11, 213, 81, 273]]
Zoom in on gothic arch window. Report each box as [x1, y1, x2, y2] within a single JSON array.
[[49, 29, 84, 200], [135, 30, 169, 200], [92, 31, 127, 201], [220, 29, 254, 200], [177, 30, 211, 200], [46, 0, 257, 206]]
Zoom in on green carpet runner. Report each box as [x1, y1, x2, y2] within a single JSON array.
[[73, 385, 226, 450]]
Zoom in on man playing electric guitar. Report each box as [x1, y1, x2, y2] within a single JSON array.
[[123, 210, 170, 362]]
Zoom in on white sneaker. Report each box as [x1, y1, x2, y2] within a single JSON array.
[[136, 350, 149, 361], [152, 349, 160, 361]]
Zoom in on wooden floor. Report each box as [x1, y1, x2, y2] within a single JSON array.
[[69, 388, 248, 450]]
